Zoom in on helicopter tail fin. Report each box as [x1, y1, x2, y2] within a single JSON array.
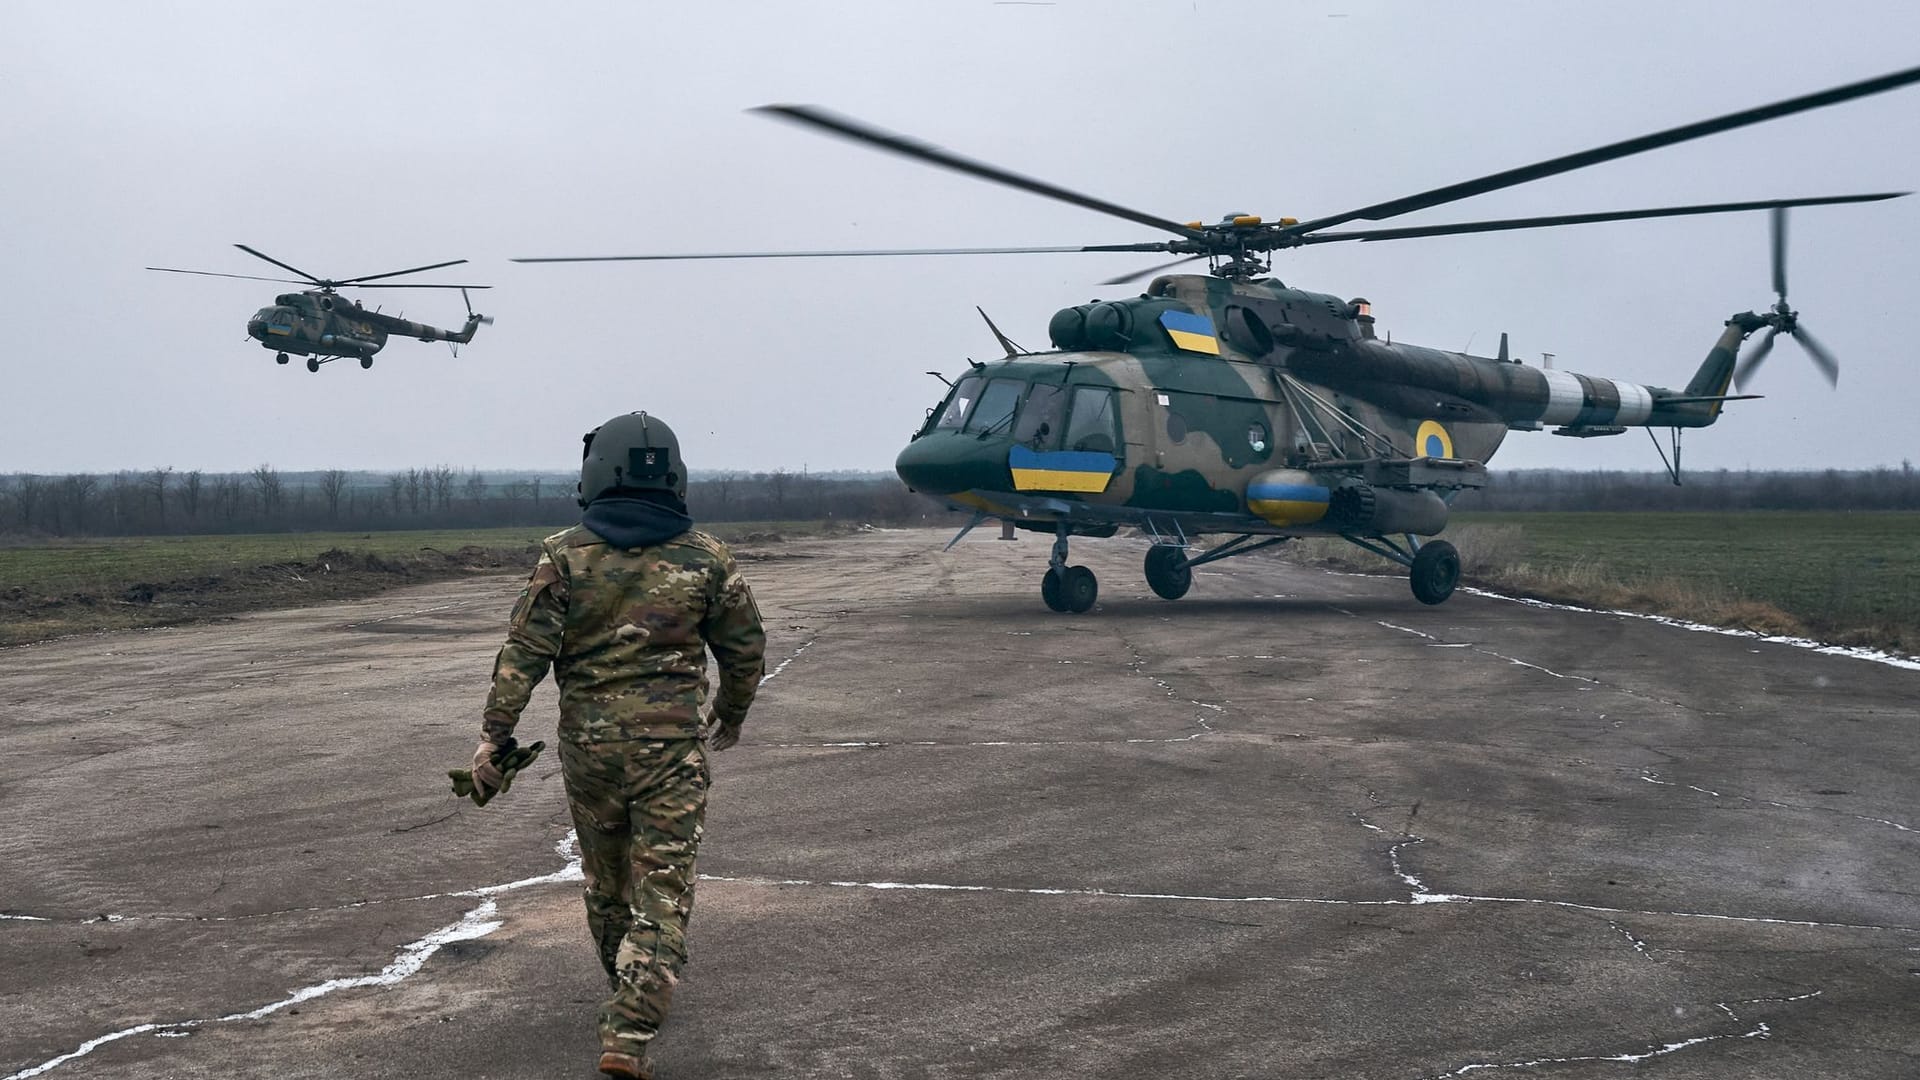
[[1648, 314, 1767, 425]]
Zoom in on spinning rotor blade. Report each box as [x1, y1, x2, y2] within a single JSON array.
[[233, 244, 325, 284], [344, 282, 492, 290], [146, 266, 308, 284], [337, 258, 471, 285], [1771, 207, 1789, 299], [514, 243, 1172, 264], [1793, 324, 1841, 385], [753, 104, 1208, 242], [1734, 328, 1779, 389], [1099, 254, 1208, 286], [1296, 193, 1907, 245], [1288, 64, 1920, 235]]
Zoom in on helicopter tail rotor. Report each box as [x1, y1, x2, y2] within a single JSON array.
[[1734, 208, 1840, 389]]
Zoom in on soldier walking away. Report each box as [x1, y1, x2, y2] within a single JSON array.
[[464, 411, 766, 1079]]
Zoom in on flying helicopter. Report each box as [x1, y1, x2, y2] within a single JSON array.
[[516, 65, 1920, 612], [147, 245, 493, 372]]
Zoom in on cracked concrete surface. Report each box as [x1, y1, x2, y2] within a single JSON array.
[[3, 528, 1916, 1078]]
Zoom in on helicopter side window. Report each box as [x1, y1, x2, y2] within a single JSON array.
[[964, 378, 1023, 436], [1013, 383, 1067, 448], [934, 375, 984, 430], [1063, 387, 1120, 455]]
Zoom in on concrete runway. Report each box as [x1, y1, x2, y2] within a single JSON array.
[[3, 528, 1916, 1079]]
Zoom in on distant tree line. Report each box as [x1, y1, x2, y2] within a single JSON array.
[[0, 466, 958, 538], [1455, 463, 1920, 512]]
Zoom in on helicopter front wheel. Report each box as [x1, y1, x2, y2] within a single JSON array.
[[1041, 567, 1068, 612], [306, 357, 320, 373], [275, 351, 289, 365], [1409, 540, 1460, 605]]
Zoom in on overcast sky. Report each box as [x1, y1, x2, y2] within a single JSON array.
[[5, 1, 1918, 476]]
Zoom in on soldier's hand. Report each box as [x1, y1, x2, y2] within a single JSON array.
[[471, 739, 510, 801]]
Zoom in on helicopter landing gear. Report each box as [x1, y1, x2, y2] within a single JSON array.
[[1409, 539, 1460, 605], [1041, 525, 1098, 613], [1143, 544, 1193, 600], [360, 356, 373, 369], [306, 357, 320, 373], [275, 351, 289, 365]]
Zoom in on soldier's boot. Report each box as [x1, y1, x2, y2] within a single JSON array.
[[597, 1050, 653, 1079]]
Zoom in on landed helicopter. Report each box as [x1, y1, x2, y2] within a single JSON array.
[[518, 65, 1919, 612], [148, 245, 493, 372]]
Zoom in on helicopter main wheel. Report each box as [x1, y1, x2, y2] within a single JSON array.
[[275, 351, 289, 365], [360, 356, 373, 369], [1041, 567, 1068, 612], [1062, 566, 1098, 613], [1143, 545, 1192, 600], [305, 357, 320, 373], [1409, 540, 1461, 605]]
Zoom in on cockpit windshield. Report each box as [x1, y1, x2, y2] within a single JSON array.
[[934, 375, 983, 429], [965, 379, 1023, 436]]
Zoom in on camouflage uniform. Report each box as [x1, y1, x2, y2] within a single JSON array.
[[483, 523, 765, 1056]]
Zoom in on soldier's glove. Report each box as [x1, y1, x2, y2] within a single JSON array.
[[448, 737, 545, 806], [704, 708, 744, 752]]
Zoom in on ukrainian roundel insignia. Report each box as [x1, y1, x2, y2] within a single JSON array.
[[1159, 310, 1220, 355], [1415, 419, 1455, 459]]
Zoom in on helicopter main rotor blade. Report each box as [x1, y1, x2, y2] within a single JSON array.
[[345, 282, 492, 289], [514, 243, 1173, 263], [1294, 193, 1907, 245], [1287, 64, 1920, 235], [1099, 254, 1208, 286], [146, 266, 309, 284], [1792, 324, 1841, 385], [1771, 207, 1789, 300], [1734, 327, 1779, 389], [234, 244, 325, 284], [753, 104, 1208, 242], [337, 258, 471, 285]]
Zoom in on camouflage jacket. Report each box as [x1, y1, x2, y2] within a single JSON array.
[[483, 525, 765, 743]]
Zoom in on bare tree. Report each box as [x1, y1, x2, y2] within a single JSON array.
[[318, 469, 348, 521], [463, 471, 488, 508], [405, 468, 424, 515], [58, 474, 98, 534], [180, 470, 203, 522], [432, 465, 455, 511], [142, 466, 173, 529], [250, 464, 284, 520], [386, 473, 405, 514]]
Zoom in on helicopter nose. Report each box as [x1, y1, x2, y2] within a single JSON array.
[[246, 318, 268, 340], [894, 431, 1013, 496]]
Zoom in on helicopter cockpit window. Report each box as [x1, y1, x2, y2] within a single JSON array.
[[934, 375, 984, 430], [964, 378, 1023, 436], [1013, 383, 1067, 448], [1064, 387, 1120, 454]]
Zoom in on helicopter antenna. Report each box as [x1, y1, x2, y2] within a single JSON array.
[[976, 306, 1027, 356]]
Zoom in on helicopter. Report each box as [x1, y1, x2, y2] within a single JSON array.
[[516, 64, 1920, 612], [147, 245, 493, 372]]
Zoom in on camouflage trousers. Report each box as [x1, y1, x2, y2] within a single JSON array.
[[558, 737, 710, 1054]]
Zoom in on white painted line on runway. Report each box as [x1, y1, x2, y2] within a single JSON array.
[[3, 832, 584, 1080], [1422, 990, 1822, 1078]]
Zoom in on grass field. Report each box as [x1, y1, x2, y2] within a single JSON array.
[[1291, 511, 1920, 655], [0, 522, 845, 647]]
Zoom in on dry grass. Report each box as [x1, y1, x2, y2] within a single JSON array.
[[1279, 519, 1914, 650]]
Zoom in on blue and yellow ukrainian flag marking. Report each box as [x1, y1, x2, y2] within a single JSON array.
[[1008, 446, 1116, 493], [1158, 310, 1220, 355], [1415, 419, 1455, 459], [1246, 480, 1330, 527]]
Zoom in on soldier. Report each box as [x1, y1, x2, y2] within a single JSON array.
[[467, 411, 765, 1080]]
